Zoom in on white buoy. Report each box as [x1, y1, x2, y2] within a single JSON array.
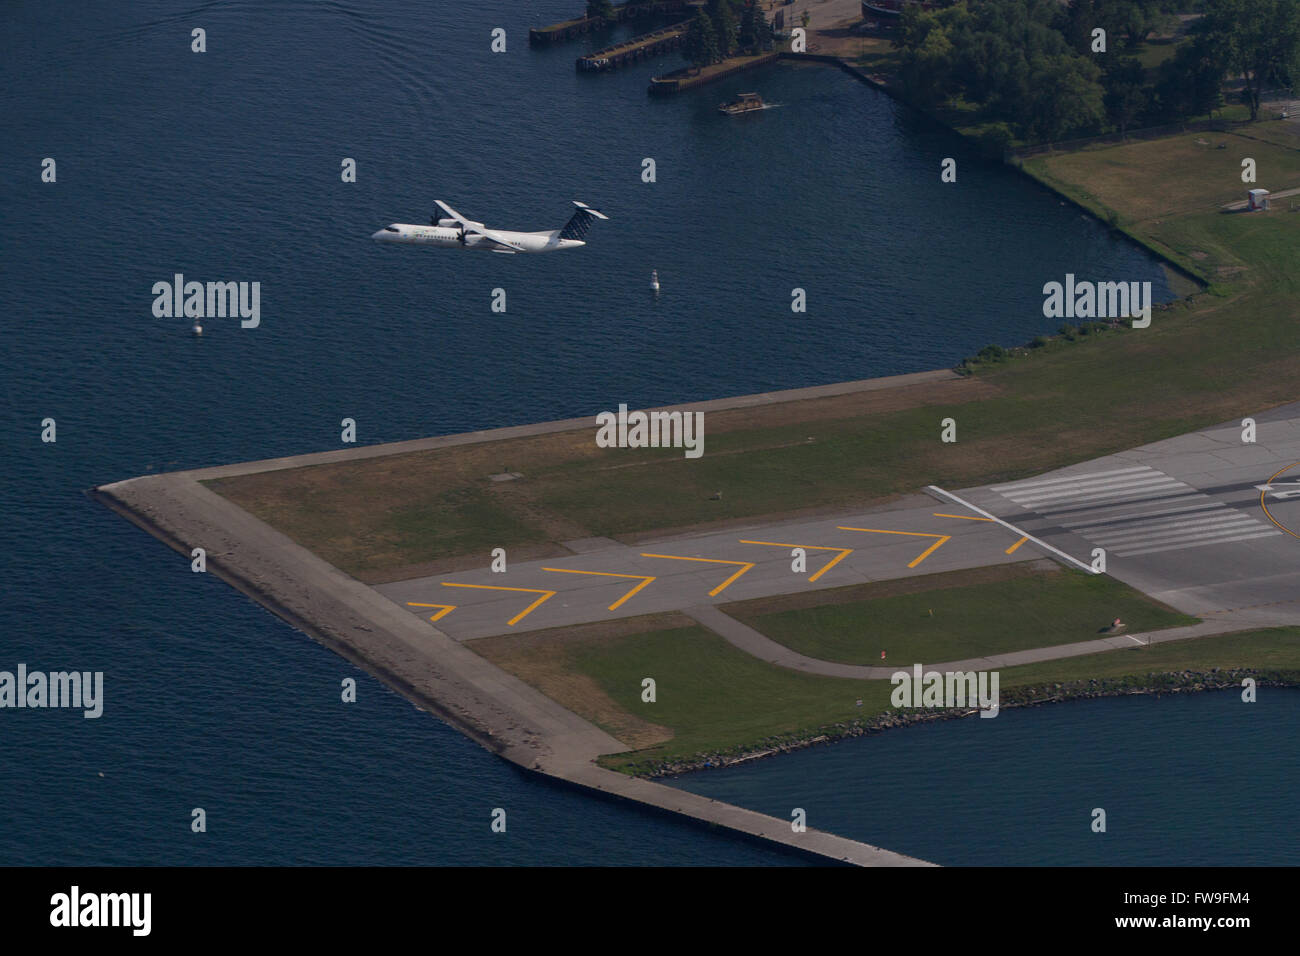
[[192, 321, 203, 335], [650, 269, 659, 292]]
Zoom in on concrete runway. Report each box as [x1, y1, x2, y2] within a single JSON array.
[[380, 405, 1300, 641], [957, 405, 1300, 623], [378, 494, 1034, 640]]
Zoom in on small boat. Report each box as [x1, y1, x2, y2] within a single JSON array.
[[719, 92, 764, 116], [650, 269, 660, 292]]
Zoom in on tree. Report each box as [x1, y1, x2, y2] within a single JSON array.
[[1024, 54, 1106, 140], [1155, 38, 1224, 119], [895, 10, 957, 107], [1063, 0, 1177, 51], [1196, 0, 1300, 120], [739, 1, 773, 51], [977, 122, 1016, 159], [685, 8, 720, 71], [586, 0, 615, 20], [1102, 56, 1148, 134], [739, 2, 758, 49], [709, 0, 739, 57], [754, 4, 775, 50]]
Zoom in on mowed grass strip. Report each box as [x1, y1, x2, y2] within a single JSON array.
[[728, 569, 1198, 665], [997, 626, 1300, 688]]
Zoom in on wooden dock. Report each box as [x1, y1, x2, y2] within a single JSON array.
[[648, 51, 779, 95], [577, 22, 690, 72], [531, 0, 697, 46]]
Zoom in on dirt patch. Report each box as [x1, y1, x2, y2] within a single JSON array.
[[467, 612, 694, 749]]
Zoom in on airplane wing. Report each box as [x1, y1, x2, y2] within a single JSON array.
[[434, 199, 468, 223], [464, 226, 525, 253], [434, 199, 525, 252]]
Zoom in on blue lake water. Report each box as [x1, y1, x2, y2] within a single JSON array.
[[670, 689, 1300, 866], [0, 0, 1214, 865]]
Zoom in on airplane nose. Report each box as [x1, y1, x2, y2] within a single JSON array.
[[371, 230, 386, 240]]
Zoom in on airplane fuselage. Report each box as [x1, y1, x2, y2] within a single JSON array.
[[371, 223, 584, 253]]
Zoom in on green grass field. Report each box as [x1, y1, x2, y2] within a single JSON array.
[[726, 569, 1197, 665], [567, 625, 886, 771], [469, 622, 1300, 774]]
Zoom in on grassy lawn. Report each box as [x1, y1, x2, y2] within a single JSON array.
[[471, 619, 1300, 774], [472, 619, 892, 774], [205, 468, 557, 582], [725, 567, 1197, 665], [1022, 130, 1300, 283], [999, 627, 1300, 688]]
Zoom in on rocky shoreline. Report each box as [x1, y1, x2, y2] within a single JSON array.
[[633, 669, 1300, 779]]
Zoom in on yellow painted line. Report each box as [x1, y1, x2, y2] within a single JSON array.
[[540, 568, 657, 611], [440, 583, 557, 627], [933, 512, 992, 521], [737, 540, 854, 583], [1260, 462, 1300, 539], [909, 536, 950, 567], [639, 553, 756, 596], [836, 527, 951, 568], [1005, 536, 1029, 554], [406, 602, 456, 623]]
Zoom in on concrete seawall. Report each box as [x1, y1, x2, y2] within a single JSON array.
[[92, 371, 949, 866]]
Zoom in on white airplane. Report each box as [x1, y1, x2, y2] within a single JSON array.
[[371, 199, 608, 254]]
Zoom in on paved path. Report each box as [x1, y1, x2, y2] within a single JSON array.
[[1221, 185, 1300, 211], [687, 604, 1272, 680]]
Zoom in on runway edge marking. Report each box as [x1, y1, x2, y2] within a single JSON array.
[[926, 485, 1099, 574]]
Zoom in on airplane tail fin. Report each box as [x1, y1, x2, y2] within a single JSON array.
[[558, 201, 609, 241]]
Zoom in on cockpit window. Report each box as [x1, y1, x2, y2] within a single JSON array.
[[383, 226, 400, 233]]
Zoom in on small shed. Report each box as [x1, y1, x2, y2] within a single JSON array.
[[1248, 188, 1271, 211]]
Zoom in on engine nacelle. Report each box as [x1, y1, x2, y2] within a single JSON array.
[[437, 217, 484, 230]]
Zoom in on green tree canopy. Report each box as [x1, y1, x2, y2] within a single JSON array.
[[685, 8, 720, 70], [1155, 39, 1225, 119], [708, 0, 739, 57], [1102, 56, 1148, 134], [739, 1, 774, 51], [1195, 0, 1300, 120]]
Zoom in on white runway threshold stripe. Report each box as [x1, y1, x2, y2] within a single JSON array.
[[926, 485, 1099, 573], [989, 465, 1280, 557]]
